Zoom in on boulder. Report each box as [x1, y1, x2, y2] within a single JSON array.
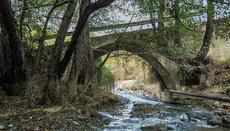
[[207, 116, 223, 126]]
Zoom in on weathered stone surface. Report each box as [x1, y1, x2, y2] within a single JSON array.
[[160, 91, 172, 103]]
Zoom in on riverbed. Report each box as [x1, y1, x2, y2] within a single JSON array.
[[100, 90, 230, 131]]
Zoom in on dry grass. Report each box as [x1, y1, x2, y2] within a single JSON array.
[[116, 80, 161, 98], [79, 86, 119, 109]]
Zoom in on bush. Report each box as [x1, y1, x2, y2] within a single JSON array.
[[96, 59, 115, 90]]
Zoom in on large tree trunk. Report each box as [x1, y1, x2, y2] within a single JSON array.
[[48, 0, 77, 80], [0, 0, 25, 96], [67, 0, 95, 103], [0, 25, 12, 83], [39, 0, 78, 104], [0, 17, 4, 75], [195, 0, 214, 61], [0, 30, 4, 80]]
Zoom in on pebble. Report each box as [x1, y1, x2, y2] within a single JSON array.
[[72, 121, 80, 126], [179, 114, 189, 122], [0, 123, 5, 130], [34, 126, 40, 131], [213, 101, 220, 107], [8, 124, 13, 128]]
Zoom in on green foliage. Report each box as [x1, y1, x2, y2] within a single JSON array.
[[96, 59, 115, 88]]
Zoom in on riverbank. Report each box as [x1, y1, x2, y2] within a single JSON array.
[[0, 90, 230, 131], [0, 106, 108, 130], [0, 88, 120, 130], [0, 101, 126, 131]]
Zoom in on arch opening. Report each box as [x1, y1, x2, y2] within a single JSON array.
[[97, 50, 164, 98]]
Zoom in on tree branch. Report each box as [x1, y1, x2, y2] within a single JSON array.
[[48, 0, 78, 79], [35, 0, 67, 68], [58, 0, 115, 77]]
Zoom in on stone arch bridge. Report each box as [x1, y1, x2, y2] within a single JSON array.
[[93, 40, 179, 91], [92, 40, 230, 103]]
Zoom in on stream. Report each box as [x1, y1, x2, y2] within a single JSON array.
[[99, 90, 229, 131]]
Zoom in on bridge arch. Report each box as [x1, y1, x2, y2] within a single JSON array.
[[93, 40, 177, 90]]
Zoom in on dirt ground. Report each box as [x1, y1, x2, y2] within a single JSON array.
[[0, 88, 120, 131]]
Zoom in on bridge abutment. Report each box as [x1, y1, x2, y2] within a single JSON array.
[[160, 91, 173, 103]]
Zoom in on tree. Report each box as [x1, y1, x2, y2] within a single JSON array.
[[35, 0, 68, 68], [157, 0, 167, 48], [0, 0, 25, 95], [43, 0, 115, 104], [67, 0, 95, 102], [57, 0, 116, 77], [196, 0, 215, 61], [48, 0, 78, 80]]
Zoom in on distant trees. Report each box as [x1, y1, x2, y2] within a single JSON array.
[[136, 0, 230, 59], [136, 0, 184, 54]]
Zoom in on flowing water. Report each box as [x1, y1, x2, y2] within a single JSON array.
[[99, 90, 229, 131]]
